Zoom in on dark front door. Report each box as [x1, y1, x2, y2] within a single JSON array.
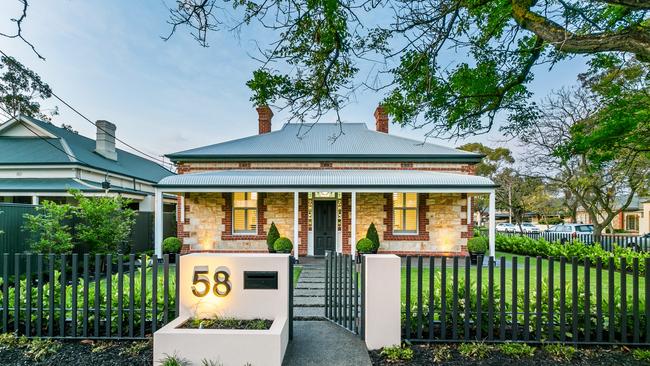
[[314, 200, 336, 256]]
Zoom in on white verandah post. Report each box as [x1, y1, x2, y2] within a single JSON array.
[[154, 189, 164, 258], [351, 192, 357, 259], [293, 191, 299, 261], [488, 190, 496, 258]]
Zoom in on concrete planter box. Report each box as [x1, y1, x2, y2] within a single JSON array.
[[153, 316, 289, 366]]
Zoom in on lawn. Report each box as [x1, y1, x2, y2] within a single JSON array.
[[402, 251, 647, 304], [293, 266, 302, 287]]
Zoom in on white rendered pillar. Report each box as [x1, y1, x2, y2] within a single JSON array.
[[154, 189, 164, 258], [293, 192, 299, 261], [351, 192, 357, 258], [31, 196, 39, 205], [364, 254, 401, 350], [488, 190, 496, 258]]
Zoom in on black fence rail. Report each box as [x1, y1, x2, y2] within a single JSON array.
[[403, 255, 650, 346], [497, 231, 650, 251], [0, 253, 179, 339], [324, 251, 363, 336]]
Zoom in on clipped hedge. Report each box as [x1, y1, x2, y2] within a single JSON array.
[[494, 234, 650, 274], [273, 237, 293, 253]]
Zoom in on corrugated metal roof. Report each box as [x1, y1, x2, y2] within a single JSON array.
[[157, 170, 496, 189], [167, 123, 483, 161], [0, 116, 174, 183]]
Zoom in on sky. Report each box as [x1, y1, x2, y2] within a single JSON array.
[[0, 1, 589, 167]]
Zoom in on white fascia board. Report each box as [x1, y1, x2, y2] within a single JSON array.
[[0, 116, 57, 138], [0, 164, 158, 186]]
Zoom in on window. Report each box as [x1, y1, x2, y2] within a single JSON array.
[[393, 193, 418, 234], [626, 215, 639, 231], [233, 192, 258, 234]]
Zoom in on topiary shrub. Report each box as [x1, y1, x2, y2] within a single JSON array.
[[366, 222, 380, 252], [356, 238, 374, 253], [467, 236, 488, 253], [266, 222, 280, 253], [273, 237, 293, 253], [162, 237, 182, 254]]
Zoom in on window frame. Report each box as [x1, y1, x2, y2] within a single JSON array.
[[232, 192, 258, 235], [392, 192, 419, 235]]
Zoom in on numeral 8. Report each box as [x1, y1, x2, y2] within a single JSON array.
[[213, 270, 231, 297]]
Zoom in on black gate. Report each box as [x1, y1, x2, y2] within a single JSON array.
[[324, 251, 364, 337]]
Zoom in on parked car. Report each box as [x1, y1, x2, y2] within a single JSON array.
[[544, 223, 594, 243], [496, 223, 517, 233], [520, 223, 541, 233]]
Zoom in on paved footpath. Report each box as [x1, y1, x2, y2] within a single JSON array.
[[284, 258, 372, 366]]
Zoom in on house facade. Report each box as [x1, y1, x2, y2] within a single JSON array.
[[576, 195, 650, 235], [0, 115, 175, 211], [154, 106, 497, 258]]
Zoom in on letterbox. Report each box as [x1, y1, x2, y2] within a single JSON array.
[[243, 271, 278, 289]]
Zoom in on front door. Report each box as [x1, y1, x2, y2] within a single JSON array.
[[314, 200, 336, 255]]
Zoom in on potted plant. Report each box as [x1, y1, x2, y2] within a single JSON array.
[[366, 222, 380, 254], [273, 236, 293, 253], [267, 222, 280, 253], [162, 236, 182, 263], [467, 236, 488, 266]]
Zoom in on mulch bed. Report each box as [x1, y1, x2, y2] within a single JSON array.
[[0, 339, 152, 366], [179, 318, 273, 330], [369, 343, 650, 366]]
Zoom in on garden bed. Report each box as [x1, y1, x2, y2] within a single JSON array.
[[179, 317, 273, 330], [370, 343, 650, 366]]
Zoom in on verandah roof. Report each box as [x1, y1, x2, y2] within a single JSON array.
[[156, 169, 496, 192]]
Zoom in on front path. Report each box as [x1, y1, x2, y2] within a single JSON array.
[[284, 257, 372, 366]]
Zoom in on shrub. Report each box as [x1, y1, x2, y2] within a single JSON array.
[[498, 342, 535, 359], [366, 223, 380, 252], [25, 338, 61, 361], [430, 345, 452, 363], [273, 237, 293, 253], [356, 238, 374, 253], [380, 345, 414, 362], [23, 200, 74, 254], [543, 343, 576, 361], [467, 237, 488, 253], [633, 348, 650, 362], [458, 342, 491, 360], [162, 237, 182, 254], [267, 222, 280, 252], [160, 353, 190, 366]]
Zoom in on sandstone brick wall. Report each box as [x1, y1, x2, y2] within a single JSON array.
[[177, 161, 475, 174]]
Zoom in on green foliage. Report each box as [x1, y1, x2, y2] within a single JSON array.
[[430, 345, 452, 363], [543, 343, 576, 362], [0, 333, 28, 350], [356, 238, 374, 253], [632, 348, 650, 362], [162, 237, 182, 254], [497, 342, 536, 359], [267, 222, 280, 252], [273, 237, 293, 253], [91, 341, 115, 353], [0, 55, 54, 118], [467, 237, 488, 253], [380, 345, 414, 362], [458, 342, 491, 360], [23, 200, 73, 254], [119, 340, 151, 357], [160, 353, 190, 366], [201, 360, 223, 366], [72, 190, 136, 254], [494, 234, 650, 274], [25, 338, 61, 361], [366, 223, 380, 252]]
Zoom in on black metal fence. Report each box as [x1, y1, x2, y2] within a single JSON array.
[[403, 255, 650, 345], [497, 231, 650, 251], [0, 253, 179, 339], [324, 251, 363, 336]]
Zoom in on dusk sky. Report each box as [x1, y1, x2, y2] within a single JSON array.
[[0, 1, 589, 166]]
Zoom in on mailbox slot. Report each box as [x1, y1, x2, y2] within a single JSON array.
[[244, 271, 278, 289]]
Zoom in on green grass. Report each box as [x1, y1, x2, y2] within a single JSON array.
[[293, 266, 302, 287], [402, 251, 645, 303]]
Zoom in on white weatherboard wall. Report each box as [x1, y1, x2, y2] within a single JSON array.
[[364, 254, 401, 350], [153, 254, 290, 366]]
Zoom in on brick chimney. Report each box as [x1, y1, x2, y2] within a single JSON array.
[[95, 120, 117, 160], [257, 105, 273, 134], [374, 104, 389, 133]]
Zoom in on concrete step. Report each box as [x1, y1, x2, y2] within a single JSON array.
[[298, 277, 325, 283], [297, 282, 325, 289], [300, 273, 325, 278], [293, 296, 325, 307], [293, 306, 325, 320], [293, 289, 324, 297]]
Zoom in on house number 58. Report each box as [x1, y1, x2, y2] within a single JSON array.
[[192, 266, 232, 297]]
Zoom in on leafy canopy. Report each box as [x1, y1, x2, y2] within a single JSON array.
[[0, 55, 53, 119]]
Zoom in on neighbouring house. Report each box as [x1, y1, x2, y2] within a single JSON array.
[[0, 115, 176, 212], [154, 105, 498, 258], [576, 195, 650, 235]]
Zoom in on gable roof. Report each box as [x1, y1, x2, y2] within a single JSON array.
[[0, 115, 174, 183], [167, 123, 483, 162]]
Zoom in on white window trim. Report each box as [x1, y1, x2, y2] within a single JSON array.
[[393, 193, 419, 235]]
